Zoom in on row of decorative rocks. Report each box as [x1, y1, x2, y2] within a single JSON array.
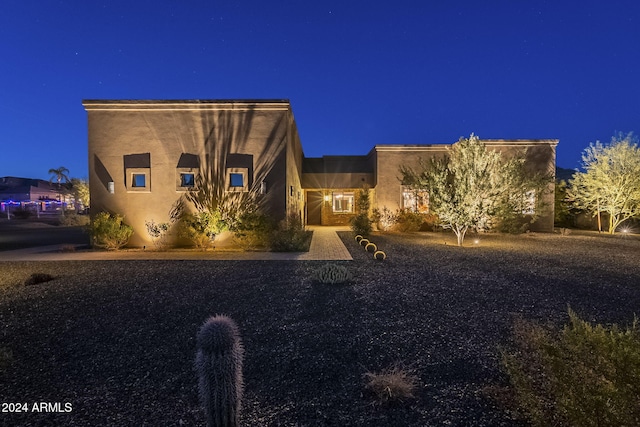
[[354, 235, 386, 260]]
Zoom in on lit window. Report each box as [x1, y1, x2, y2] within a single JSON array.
[[230, 173, 244, 187], [332, 191, 354, 213], [402, 187, 429, 213], [132, 174, 146, 188], [180, 173, 195, 187]]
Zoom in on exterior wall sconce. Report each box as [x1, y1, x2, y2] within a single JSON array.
[[108, 181, 115, 194], [260, 181, 267, 194], [324, 194, 330, 202]]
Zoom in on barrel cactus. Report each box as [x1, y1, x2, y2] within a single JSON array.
[[312, 263, 353, 284], [195, 315, 244, 427]]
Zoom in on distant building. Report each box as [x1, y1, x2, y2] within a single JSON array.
[[0, 176, 71, 213], [83, 99, 558, 247]]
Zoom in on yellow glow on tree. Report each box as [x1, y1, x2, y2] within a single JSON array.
[[401, 134, 549, 246], [570, 133, 640, 234]]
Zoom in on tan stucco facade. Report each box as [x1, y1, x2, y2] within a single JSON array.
[[84, 99, 558, 247], [84, 100, 304, 247]]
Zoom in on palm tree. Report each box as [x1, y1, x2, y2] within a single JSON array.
[[48, 166, 70, 214]]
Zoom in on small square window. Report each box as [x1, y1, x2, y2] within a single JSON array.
[[180, 173, 195, 187], [230, 173, 244, 187], [132, 174, 146, 188]]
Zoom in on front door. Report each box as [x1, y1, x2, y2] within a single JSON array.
[[306, 191, 322, 225]]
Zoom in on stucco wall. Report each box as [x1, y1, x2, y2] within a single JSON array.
[[372, 141, 558, 232], [85, 100, 294, 247], [373, 146, 449, 212]]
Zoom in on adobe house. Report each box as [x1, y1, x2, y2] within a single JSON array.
[[84, 99, 558, 247]]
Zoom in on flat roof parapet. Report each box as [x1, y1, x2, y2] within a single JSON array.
[[82, 99, 291, 111]]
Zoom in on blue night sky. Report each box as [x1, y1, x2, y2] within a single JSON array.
[[1, 1, 638, 180]]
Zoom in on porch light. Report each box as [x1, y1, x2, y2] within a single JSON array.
[[324, 194, 330, 202]]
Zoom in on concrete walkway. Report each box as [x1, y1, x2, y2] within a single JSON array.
[[0, 226, 353, 262]]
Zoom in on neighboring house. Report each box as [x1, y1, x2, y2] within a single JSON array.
[[0, 176, 68, 212], [84, 99, 558, 247]]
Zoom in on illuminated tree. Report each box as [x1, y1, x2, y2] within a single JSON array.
[[70, 178, 90, 210], [569, 133, 640, 234], [401, 134, 548, 246]]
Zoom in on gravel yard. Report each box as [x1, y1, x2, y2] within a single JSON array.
[[0, 230, 639, 426]]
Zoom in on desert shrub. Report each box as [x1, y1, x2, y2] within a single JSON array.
[[372, 207, 397, 231], [24, 273, 55, 286], [177, 210, 227, 250], [89, 212, 133, 250], [558, 227, 571, 236], [145, 219, 171, 250], [350, 212, 372, 236], [231, 212, 274, 251], [501, 309, 640, 427], [393, 209, 425, 232], [270, 214, 312, 252], [196, 315, 244, 427], [363, 363, 418, 404], [11, 207, 32, 219], [59, 212, 90, 227], [312, 263, 352, 284]]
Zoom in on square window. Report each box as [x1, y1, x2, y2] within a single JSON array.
[[332, 191, 354, 213], [230, 173, 244, 187], [132, 173, 146, 188], [180, 173, 195, 187], [126, 168, 150, 192], [402, 187, 429, 213]]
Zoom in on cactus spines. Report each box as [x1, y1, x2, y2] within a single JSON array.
[[312, 263, 353, 284], [196, 315, 244, 427]]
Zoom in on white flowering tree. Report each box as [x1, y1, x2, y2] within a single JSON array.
[[570, 133, 640, 234], [401, 134, 547, 246]]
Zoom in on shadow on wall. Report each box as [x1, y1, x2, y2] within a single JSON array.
[[176, 107, 288, 221], [94, 154, 113, 191]]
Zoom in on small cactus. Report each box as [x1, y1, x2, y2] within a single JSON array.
[[365, 242, 377, 252], [196, 315, 244, 427], [312, 263, 353, 284]]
